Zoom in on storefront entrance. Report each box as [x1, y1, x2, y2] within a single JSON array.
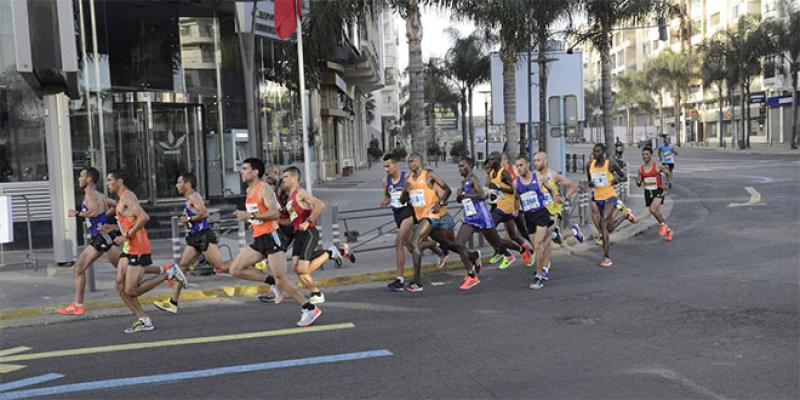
[[110, 93, 204, 204]]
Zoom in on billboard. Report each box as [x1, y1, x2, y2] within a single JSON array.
[[490, 52, 585, 124]]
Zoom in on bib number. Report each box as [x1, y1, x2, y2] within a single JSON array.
[[644, 176, 658, 190], [462, 199, 477, 217], [390, 191, 403, 208], [410, 189, 425, 207], [520, 191, 541, 212], [246, 203, 263, 225], [591, 172, 609, 187], [542, 190, 553, 206]]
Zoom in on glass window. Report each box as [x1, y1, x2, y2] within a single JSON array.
[[0, 0, 48, 183]]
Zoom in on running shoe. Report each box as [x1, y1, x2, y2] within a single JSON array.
[[658, 223, 667, 237], [124, 319, 154, 334], [436, 252, 448, 271], [254, 259, 269, 274], [387, 278, 405, 292], [551, 227, 563, 245], [297, 306, 322, 327], [529, 275, 544, 290], [489, 252, 503, 264], [328, 245, 343, 265], [595, 238, 604, 246], [542, 266, 550, 281], [600, 257, 613, 268], [257, 293, 275, 303], [459, 275, 480, 290], [665, 229, 673, 241], [57, 302, 85, 316], [272, 285, 284, 304], [571, 223, 585, 243], [213, 265, 229, 275], [339, 243, 356, 263], [153, 298, 178, 314], [520, 243, 532, 266], [498, 255, 516, 270], [404, 281, 424, 292], [626, 209, 636, 223], [309, 292, 326, 305], [162, 263, 188, 287]]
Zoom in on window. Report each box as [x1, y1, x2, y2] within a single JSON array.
[[710, 12, 720, 26]]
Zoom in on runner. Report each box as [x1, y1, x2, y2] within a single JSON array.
[[514, 155, 557, 290], [282, 166, 354, 304], [402, 153, 478, 292], [58, 167, 123, 315], [500, 152, 531, 259], [152, 173, 232, 314], [106, 170, 186, 333], [586, 143, 630, 268], [253, 164, 289, 303], [228, 158, 320, 327], [659, 135, 677, 188], [455, 157, 525, 289], [533, 152, 584, 282], [636, 147, 673, 241], [486, 152, 533, 269], [380, 154, 446, 292]]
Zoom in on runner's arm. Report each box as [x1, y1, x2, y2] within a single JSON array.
[[553, 172, 577, 199], [586, 162, 594, 187], [659, 164, 672, 181], [245, 184, 280, 222], [380, 177, 390, 207], [428, 171, 451, 204], [187, 193, 209, 221], [77, 193, 103, 218], [299, 189, 326, 224], [498, 170, 515, 194], [123, 197, 150, 238], [635, 167, 643, 187], [610, 162, 628, 183], [464, 175, 485, 201]]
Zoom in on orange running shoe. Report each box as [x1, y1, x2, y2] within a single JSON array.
[[57, 302, 85, 315], [459, 275, 480, 290], [600, 257, 613, 268], [665, 229, 673, 241], [658, 223, 667, 237], [520, 243, 532, 266]]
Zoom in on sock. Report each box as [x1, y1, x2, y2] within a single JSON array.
[[303, 302, 315, 310], [265, 275, 275, 285], [140, 316, 152, 325], [543, 266, 549, 274], [311, 291, 321, 297], [74, 302, 83, 307], [170, 299, 178, 306], [396, 276, 404, 283], [468, 271, 476, 278]]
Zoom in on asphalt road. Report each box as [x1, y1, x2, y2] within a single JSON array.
[[1, 149, 798, 399]]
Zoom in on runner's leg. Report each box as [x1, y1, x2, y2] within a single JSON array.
[[73, 247, 103, 304], [412, 220, 433, 283], [649, 196, 665, 224], [395, 217, 414, 277]]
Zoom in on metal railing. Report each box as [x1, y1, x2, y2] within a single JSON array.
[[0, 194, 38, 270]]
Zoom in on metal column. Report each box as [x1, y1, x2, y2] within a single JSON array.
[[44, 93, 78, 264]]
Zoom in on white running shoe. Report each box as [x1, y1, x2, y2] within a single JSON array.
[[297, 306, 322, 327], [170, 264, 188, 286], [309, 292, 326, 304]]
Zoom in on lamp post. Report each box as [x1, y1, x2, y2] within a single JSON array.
[[480, 90, 491, 163]]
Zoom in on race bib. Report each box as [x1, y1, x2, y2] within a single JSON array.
[[246, 203, 263, 225], [520, 191, 541, 212], [390, 191, 403, 208], [591, 172, 609, 187], [644, 176, 658, 190], [542, 190, 553, 206], [410, 189, 425, 207], [462, 199, 477, 216]]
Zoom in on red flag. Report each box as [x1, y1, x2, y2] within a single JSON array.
[[274, 0, 302, 40]]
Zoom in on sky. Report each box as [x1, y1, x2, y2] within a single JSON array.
[[394, 6, 492, 117]]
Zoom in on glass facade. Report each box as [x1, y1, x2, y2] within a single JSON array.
[[1, 0, 306, 203]]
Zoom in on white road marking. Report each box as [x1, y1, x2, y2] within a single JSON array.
[[727, 187, 765, 207]]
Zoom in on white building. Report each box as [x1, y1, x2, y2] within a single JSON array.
[[368, 10, 402, 154]]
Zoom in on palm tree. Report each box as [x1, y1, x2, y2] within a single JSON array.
[[423, 58, 459, 152], [724, 15, 771, 149], [614, 69, 652, 144], [584, 87, 603, 141], [700, 35, 729, 147], [763, 0, 800, 149], [574, 0, 658, 157], [365, 93, 376, 124], [648, 49, 697, 147], [444, 29, 491, 160], [641, 60, 668, 136]]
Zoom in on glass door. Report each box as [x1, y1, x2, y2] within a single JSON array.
[[111, 103, 150, 200], [150, 103, 203, 202]]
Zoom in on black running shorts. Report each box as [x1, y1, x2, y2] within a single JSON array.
[[280, 224, 296, 247], [250, 231, 288, 256], [292, 227, 320, 261], [186, 229, 218, 252], [524, 209, 552, 234], [122, 253, 152, 266], [90, 231, 118, 253], [392, 205, 414, 228], [644, 188, 665, 207]]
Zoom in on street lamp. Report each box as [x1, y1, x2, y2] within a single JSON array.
[[480, 90, 491, 163]]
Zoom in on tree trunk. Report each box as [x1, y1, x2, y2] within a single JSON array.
[[501, 45, 519, 157], [659, 93, 664, 136], [429, 107, 437, 154], [468, 87, 476, 160], [627, 104, 633, 144], [739, 83, 747, 149], [744, 85, 751, 149], [538, 36, 548, 152], [405, 0, 425, 154], [460, 90, 468, 155], [792, 69, 799, 149], [674, 88, 682, 146], [729, 83, 738, 148], [599, 33, 615, 158], [718, 83, 724, 148]]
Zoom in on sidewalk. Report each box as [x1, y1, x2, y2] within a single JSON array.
[[678, 141, 799, 156], [0, 148, 667, 327]]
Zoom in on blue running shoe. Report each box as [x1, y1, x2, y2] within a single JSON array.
[[571, 223, 584, 243]]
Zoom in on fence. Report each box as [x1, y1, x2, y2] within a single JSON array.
[[0, 193, 38, 270]]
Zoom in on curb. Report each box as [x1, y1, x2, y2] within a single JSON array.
[[0, 200, 674, 326]]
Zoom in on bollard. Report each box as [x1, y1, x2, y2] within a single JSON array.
[[331, 204, 341, 246], [83, 218, 96, 292], [238, 220, 247, 251], [171, 216, 182, 264]]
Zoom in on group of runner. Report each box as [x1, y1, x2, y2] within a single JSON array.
[[59, 159, 354, 333], [58, 138, 675, 333]]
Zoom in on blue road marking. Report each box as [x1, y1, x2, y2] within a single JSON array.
[[0, 349, 392, 400], [0, 374, 64, 392]]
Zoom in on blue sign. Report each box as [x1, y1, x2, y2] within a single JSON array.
[[767, 94, 800, 108]]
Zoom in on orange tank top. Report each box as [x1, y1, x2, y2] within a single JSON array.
[[406, 170, 438, 220], [246, 181, 276, 238], [116, 190, 152, 255]]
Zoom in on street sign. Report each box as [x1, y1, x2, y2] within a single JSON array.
[[0, 195, 12, 244], [749, 92, 766, 104]]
